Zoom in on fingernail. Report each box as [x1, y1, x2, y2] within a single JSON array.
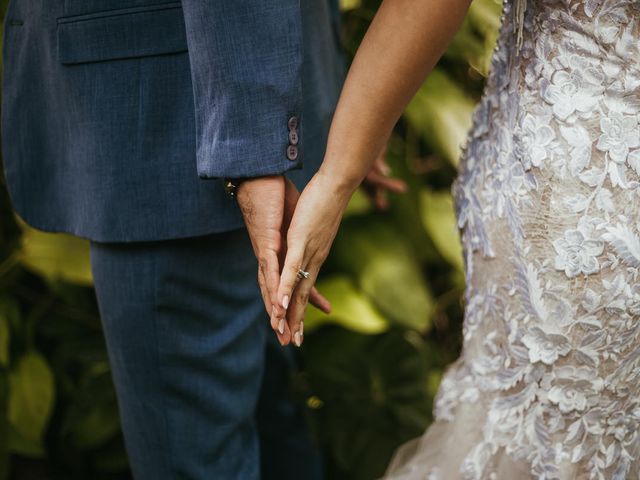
[[294, 331, 302, 347], [381, 164, 391, 176], [300, 321, 304, 337], [278, 318, 285, 335], [282, 295, 290, 309]]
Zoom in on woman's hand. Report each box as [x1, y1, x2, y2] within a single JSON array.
[[275, 169, 354, 347], [270, 157, 406, 346]]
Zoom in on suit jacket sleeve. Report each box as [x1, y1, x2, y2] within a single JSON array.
[[181, 1, 304, 179]]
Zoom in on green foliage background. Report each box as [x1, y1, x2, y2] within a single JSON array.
[[0, 1, 502, 478]]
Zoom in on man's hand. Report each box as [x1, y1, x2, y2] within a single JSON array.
[[236, 175, 330, 346]]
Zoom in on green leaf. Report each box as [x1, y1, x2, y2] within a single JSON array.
[[302, 327, 432, 480], [0, 296, 20, 334], [340, 0, 361, 11], [18, 221, 93, 286], [330, 217, 434, 331], [0, 313, 9, 367], [467, 0, 502, 34], [404, 68, 476, 167], [61, 368, 122, 451], [7, 422, 45, 457], [427, 370, 443, 398], [420, 188, 464, 272], [8, 351, 55, 456], [304, 275, 388, 334], [443, 17, 488, 68], [385, 141, 440, 264], [444, 0, 501, 76], [344, 188, 374, 218], [69, 402, 121, 450]]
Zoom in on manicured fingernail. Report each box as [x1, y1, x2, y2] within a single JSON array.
[[300, 321, 304, 337], [282, 295, 290, 309], [278, 318, 285, 335], [381, 164, 391, 176], [294, 331, 302, 347]]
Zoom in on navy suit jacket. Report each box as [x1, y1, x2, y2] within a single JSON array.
[[1, 1, 344, 242]]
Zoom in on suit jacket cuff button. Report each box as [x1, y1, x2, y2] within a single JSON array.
[[286, 145, 299, 161]]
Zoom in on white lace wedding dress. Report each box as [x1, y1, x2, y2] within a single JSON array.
[[384, 1, 640, 479]]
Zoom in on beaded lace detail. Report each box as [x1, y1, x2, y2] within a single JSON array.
[[384, 1, 640, 478]]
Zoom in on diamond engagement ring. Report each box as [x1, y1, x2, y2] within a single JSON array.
[[297, 269, 311, 280]]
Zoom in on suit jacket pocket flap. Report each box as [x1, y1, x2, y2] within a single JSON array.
[[57, 3, 187, 65]]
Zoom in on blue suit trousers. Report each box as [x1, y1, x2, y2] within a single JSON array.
[[89, 228, 323, 480]]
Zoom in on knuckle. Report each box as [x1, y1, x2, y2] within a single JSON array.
[[289, 263, 301, 274]]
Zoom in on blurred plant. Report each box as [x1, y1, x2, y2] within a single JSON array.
[[0, 214, 128, 479], [0, 0, 502, 479]]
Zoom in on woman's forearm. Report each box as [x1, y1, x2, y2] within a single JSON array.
[[320, 0, 472, 194]]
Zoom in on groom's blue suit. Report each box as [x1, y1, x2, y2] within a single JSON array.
[[1, 1, 344, 478]]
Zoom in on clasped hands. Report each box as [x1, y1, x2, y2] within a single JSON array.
[[237, 153, 406, 347]]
